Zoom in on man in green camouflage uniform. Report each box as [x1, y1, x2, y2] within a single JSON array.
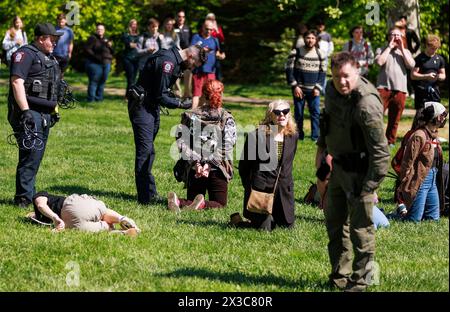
[[316, 52, 389, 291]]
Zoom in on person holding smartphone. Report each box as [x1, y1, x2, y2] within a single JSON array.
[[375, 27, 415, 147]]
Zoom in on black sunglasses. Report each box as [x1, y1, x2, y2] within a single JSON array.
[[273, 108, 290, 116]]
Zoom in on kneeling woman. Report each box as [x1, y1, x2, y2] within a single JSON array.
[[30, 192, 140, 234], [168, 79, 237, 212], [237, 99, 298, 231], [398, 101, 447, 222]]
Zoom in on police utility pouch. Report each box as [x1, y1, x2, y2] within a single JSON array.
[[32, 80, 43, 93], [128, 84, 145, 104], [246, 166, 282, 215]]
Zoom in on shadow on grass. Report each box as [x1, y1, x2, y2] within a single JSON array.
[[157, 267, 331, 290], [296, 214, 325, 224], [175, 218, 229, 229], [47, 185, 135, 201], [0, 198, 15, 206]]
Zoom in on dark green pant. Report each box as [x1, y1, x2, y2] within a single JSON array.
[[324, 166, 376, 287]]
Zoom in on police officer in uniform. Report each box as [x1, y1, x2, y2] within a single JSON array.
[[316, 52, 389, 291], [8, 23, 62, 208], [128, 44, 207, 204]]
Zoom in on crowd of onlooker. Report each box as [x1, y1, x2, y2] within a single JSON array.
[[2, 12, 447, 227], [287, 16, 447, 225], [2, 10, 226, 104], [3, 9, 448, 293]]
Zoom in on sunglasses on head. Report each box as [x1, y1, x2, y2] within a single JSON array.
[[273, 108, 290, 116]]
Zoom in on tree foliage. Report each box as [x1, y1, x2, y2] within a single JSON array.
[[0, 0, 447, 82]]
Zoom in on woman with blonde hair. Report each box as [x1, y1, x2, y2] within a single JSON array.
[[168, 79, 237, 212], [2, 16, 28, 66], [160, 17, 180, 50], [234, 100, 299, 231]]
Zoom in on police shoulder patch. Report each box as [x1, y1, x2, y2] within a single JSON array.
[[162, 61, 174, 74], [13, 52, 25, 63]]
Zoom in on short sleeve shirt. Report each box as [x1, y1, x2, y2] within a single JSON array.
[[32, 191, 66, 223], [54, 26, 74, 57], [10, 45, 39, 79], [190, 34, 219, 73], [414, 52, 445, 88]]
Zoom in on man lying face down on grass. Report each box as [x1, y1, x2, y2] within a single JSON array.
[[28, 192, 140, 235]]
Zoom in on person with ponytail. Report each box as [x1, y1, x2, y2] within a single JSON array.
[[168, 79, 236, 212], [397, 101, 447, 222]]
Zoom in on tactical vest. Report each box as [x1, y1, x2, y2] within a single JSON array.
[[322, 77, 382, 169], [22, 44, 61, 102]]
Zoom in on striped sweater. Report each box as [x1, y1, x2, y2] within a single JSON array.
[[285, 46, 326, 92]]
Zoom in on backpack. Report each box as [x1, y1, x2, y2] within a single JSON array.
[[391, 129, 416, 176], [391, 129, 435, 176], [303, 182, 320, 205], [347, 40, 369, 55], [174, 108, 231, 184]]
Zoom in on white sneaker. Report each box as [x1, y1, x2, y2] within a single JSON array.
[[119, 216, 140, 233], [185, 194, 206, 210], [167, 191, 181, 213]]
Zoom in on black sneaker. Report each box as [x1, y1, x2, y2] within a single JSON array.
[[149, 194, 166, 204], [14, 197, 31, 209], [328, 277, 350, 290]]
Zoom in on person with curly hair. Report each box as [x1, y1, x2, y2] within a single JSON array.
[[168, 79, 236, 212]]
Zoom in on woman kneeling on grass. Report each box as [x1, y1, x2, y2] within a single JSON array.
[[395, 101, 447, 222], [232, 99, 299, 231], [28, 192, 140, 235], [168, 79, 237, 212]]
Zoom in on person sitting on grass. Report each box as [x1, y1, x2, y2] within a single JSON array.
[[168, 79, 236, 213], [28, 191, 140, 235]]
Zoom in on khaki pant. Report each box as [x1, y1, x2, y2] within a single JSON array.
[[324, 165, 376, 287], [61, 194, 109, 232]]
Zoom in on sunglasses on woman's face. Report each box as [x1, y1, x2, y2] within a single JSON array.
[[273, 108, 290, 116]]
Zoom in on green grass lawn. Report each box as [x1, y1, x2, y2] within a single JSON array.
[[0, 69, 448, 292]]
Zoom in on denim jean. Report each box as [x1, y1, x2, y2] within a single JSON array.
[[293, 90, 320, 140], [405, 167, 440, 222], [86, 60, 111, 102], [373, 205, 389, 229]]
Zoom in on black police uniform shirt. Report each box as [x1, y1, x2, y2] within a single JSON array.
[[414, 52, 445, 89], [10, 44, 58, 113], [10, 45, 42, 84], [137, 47, 183, 109], [32, 191, 66, 223]]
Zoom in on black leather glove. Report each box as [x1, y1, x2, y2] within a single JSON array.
[[20, 109, 35, 130], [178, 98, 192, 109]]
